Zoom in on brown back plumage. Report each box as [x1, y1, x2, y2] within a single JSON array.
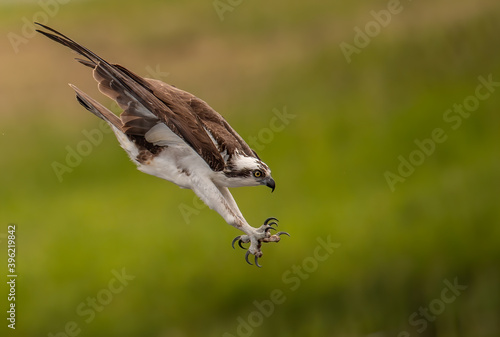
[[36, 23, 257, 172]]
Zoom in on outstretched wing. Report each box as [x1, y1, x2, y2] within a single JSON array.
[[36, 23, 248, 171]]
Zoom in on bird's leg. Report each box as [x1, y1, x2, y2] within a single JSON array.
[[232, 217, 290, 267], [191, 183, 289, 267]]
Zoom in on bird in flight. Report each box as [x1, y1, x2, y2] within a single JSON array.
[[36, 23, 289, 267]]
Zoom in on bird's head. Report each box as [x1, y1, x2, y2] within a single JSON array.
[[223, 155, 275, 191]]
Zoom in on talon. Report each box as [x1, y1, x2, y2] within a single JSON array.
[[245, 251, 253, 266], [235, 218, 287, 267], [264, 217, 279, 227], [255, 256, 262, 268], [268, 221, 278, 228], [265, 226, 276, 233], [232, 236, 247, 250], [231, 236, 241, 249]]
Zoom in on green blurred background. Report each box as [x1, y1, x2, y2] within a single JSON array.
[[1, 0, 499, 336]]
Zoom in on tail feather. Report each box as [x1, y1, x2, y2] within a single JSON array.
[[69, 84, 122, 131], [69, 84, 142, 160]]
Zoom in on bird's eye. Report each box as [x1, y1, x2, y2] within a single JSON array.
[[253, 170, 263, 178]]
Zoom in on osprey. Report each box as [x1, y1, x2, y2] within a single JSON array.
[[36, 23, 288, 267]]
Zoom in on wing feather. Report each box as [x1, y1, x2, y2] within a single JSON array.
[[36, 23, 228, 171], [145, 78, 256, 159]]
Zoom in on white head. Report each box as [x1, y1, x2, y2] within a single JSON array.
[[220, 155, 275, 190]]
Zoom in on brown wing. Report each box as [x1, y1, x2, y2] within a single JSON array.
[[141, 77, 257, 159], [36, 23, 229, 171]]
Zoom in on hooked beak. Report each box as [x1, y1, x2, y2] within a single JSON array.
[[265, 177, 276, 192]]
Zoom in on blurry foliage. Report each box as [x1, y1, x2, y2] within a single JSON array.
[[0, 0, 499, 336]]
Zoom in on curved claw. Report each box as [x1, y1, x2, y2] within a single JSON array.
[[276, 231, 290, 237], [263, 217, 279, 227], [245, 251, 253, 265], [232, 236, 247, 250], [244, 251, 262, 267], [254, 256, 262, 268], [265, 226, 276, 233], [231, 236, 241, 249], [267, 222, 279, 228]]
